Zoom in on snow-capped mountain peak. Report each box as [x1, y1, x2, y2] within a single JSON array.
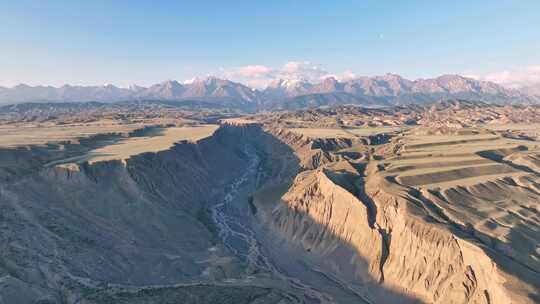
[[0, 74, 536, 105]]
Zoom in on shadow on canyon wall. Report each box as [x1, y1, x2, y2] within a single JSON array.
[[0, 124, 537, 303]]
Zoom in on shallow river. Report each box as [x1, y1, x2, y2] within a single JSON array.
[[210, 145, 371, 304]]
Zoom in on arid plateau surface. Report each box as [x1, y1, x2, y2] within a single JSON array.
[[0, 100, 539, 304]]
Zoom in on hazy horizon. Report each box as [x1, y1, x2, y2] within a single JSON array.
[[2, 1, 539, 89], [0, 70, 513, 90]]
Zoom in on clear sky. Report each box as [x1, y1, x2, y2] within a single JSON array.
[[1, 0, 539, 87]]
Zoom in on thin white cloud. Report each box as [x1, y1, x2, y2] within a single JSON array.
[[469, 65, 540, 88], [218, 61, 355, 88], [324, 70, 357, 81], [221, 65, 273, 79], [281, 61, 328, 80], [219, 65, 276, 88]]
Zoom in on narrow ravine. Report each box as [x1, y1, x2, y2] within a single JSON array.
[[209, 145, 337, 303], [210, 144, 370, 304]]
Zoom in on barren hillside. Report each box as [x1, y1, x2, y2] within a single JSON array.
[[0, 101, 539, 303]]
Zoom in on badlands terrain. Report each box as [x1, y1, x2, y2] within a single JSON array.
[[0, 99, 539, 303]]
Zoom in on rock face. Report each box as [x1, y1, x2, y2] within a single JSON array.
[[139, 78, 259, 103], [1, 122, 539, 303], [364, 170, 512, 304], [0, 77, 259, 105], [0, 125, 293, 303], [270, 169, 384, 282], [262, 74, 535, 107], [0, 74, 537, 106], [266, 169, 512, 303], [251, 127, 539, 304]]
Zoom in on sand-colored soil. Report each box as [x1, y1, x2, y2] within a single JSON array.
[[288, 128, 354, 138], [289, 126, 402, 139], [0, 121, 145, 148], [387, 133, 537, 188], [344, 126, 404, 136], [2, 101, 540, 303], [251, 124, 540, 304], [63, 125, 218, 164], [220, 118, 258, 125], [483, 123, 540, 131]]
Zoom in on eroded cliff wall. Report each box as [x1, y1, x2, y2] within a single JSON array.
[[252, 128, 538, 304], [0, 125, 292, 304]]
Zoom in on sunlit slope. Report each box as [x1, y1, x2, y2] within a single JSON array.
[[252, 126, 540, 304], [382, 132, 540, 292], [386, 134, 532, 187], [0, 120, 144, 148], [82, 125, 218, 164]]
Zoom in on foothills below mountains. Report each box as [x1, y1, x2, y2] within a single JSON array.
[[1, 99, 539, 303], [1, 74, 538, 108]]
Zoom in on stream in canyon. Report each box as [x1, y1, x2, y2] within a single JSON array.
[[210, 145, 370, 304]]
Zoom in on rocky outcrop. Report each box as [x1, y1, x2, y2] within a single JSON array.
[[267, 170, 384, 284], [256, 163, 518, 303], [252, 129, 536, 303], [365, 170, 513, 303], [1, 123, 538, 303], [0, 124, 283, 303]]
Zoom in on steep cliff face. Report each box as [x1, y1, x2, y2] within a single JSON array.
[[268, 169, 384, 284], [255, 164, 516, 303], [251, 129, 538, 303], [1, 124, 538, 303], [0, 125, 291, 303], [365, 170, 513, 303], [264, 128, 354, 171]]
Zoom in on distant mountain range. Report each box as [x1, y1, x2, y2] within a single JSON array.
[[0, 74, 537, 108], [521, 83, 540, 97], [0, 77, 259, 105]]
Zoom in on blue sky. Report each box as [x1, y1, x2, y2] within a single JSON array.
[[1, 0, 539, 87]]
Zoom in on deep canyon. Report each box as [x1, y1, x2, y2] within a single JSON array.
[[1, 120, 539, 303]]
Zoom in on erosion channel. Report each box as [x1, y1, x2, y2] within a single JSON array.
[[0, 122, 538, 304]]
